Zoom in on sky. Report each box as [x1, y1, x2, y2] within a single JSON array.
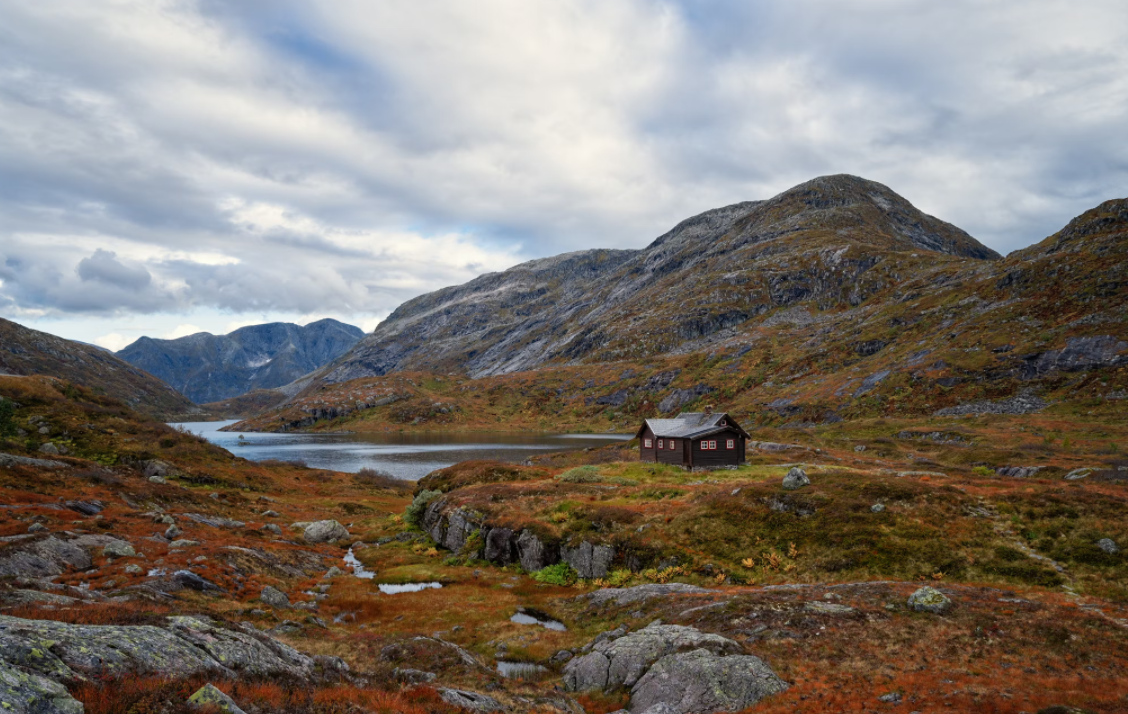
[[1, 0, 1126, 350]]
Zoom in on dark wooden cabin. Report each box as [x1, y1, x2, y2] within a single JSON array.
[[635, 409, 749, 469]]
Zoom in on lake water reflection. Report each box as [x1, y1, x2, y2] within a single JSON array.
[[169, 420, 628, 481]]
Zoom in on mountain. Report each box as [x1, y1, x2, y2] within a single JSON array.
[[116, 319, 364, 404], [0, 317, 202, 419], [318, 175, 1000, 383], [231, 176, 1126, 435]]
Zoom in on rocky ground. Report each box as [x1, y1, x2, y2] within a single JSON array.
[[0, 375, 1126, 713]]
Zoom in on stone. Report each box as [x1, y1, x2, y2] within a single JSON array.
[[26, 523, 47, 533], [37, 443, 60, 456], [303, 520, 349, 544], [143, 460, 173, 479], [0, 536, 92, 577], [270, 621, 303, 635], [565, 622, 743, 692], [149, 475, 168, 484], [102, 541, 136, 559], [562, 541, 615, 579], [169, 540, 200, 549], [188, 683, 247, 714], [262, 510, 280, 518], [517, 529, 559, 572], [629, 648, 789, 714], [484, 527, 516, 563], [0, 452, 64, 469], [262, 524, 282, 535], [584, 583, 711, 607], [871, 503, 886, 513], [323, 566, 344, 579], [854, 445, 866, 452], [782, 467, 810, 490], [1096, 538, 1119, 555], [124, 564, 143, 574], [1064, 468, 1093, 481], [878, 692, 903, 704], [438, 689, 506, 713], [996, 466, 1042, 478], [907, 586, 952, 614], [165, 524, 182, 539], [395, 667, 437, 683], [0, 658, 84, 714], [260, 585, 290, 609], [171, 570, 223, 592], [156, 514, 176, 525]]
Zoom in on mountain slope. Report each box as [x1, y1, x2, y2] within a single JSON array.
[[116, 319, 363, 404], [319, 175, 999, 383], [0, 318, 201, 419]]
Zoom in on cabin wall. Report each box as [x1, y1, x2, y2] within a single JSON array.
[[639, 426, 657, 462], [690, 429, 745, 468], [655, 437, 686, 466]]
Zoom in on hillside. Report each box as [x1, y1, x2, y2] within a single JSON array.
[[117, 318, 364, 404], [0, 318, 201, 419], [317, 175, 1000, 384]]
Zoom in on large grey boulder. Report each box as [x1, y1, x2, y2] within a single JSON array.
[[562, 541, 615, 579], [0, 536, 92, 577], [781, 467, 810, 490], [0, 614, 313, 683], [564, 623, 742, 692], [0, 658, 83, 714], [629, 648, 789, 714], [303, 520, 349, 544], [907, 586, 952, 614], [188, 683, 247, 714], [260, 585, 290, 609], [102, 540, 136, 559]]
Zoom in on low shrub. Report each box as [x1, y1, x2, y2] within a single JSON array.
[[531, 562, 576, 585], [557, 466, 602, 483], [405, 490, 442, 528]]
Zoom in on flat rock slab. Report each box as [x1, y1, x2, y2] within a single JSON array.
[[629, 648, 790, 714], [585, 584, 712, 607], [0, 658, 83, 714]]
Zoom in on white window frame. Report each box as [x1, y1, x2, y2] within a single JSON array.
[[658, 439, 664, 449], [644, 438, 652, 448], [669, 440, 677, 450], [727, 439, 735, 449]]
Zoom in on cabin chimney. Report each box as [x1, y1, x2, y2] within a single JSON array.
[[704, 405, 714, 415]]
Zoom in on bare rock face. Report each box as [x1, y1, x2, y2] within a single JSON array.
[[438, 688, 506, 712], [0, 536, 92, 578], [303, 520, 349, 544], [188, 683, 247, 714], [0, 658, 83, 714], [260, 585, 290, 609], [629, 648, 790, 714], [561, 541, 615, 579], [517, 529, 559, 572]]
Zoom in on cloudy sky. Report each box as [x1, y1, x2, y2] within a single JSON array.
[[2, 0, 1126, 350]]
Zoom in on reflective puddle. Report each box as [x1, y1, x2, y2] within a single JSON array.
[[510, 607, 566, 631], [378, 582, 443, 594]]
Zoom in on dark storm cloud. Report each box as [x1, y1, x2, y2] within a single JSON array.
[[0, 0, 1125, 326]]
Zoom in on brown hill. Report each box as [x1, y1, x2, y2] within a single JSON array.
[[0, 317, 202, 419]]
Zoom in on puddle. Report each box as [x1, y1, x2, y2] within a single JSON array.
[[343, 547, 375, 579], [497, 661, 550, 680], [378, 582, 443, 594], [510, 607, 566, 631]]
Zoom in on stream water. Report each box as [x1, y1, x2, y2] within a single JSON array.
[[170, 420, 629, 481]]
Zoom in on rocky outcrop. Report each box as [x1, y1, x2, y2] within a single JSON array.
[[0, 658, 83, 714], [935, 389, 1050, 417], [0, 535, 92, 577], [188, 684, 247, 714], [562, 541, 615, 579], [585, 583, 712, 607], [1019, 336, 1128, 379]]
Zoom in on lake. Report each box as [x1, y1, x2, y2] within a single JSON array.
[[169, 420, 629, 480]]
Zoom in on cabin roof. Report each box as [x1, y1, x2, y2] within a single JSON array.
[[637, 411, 749, 439]]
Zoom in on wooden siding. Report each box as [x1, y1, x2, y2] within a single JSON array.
[[689, 429, 745, 468], [656, 437, 687, 466], [640, 426, 657, 462]]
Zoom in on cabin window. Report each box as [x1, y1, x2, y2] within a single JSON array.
[[658, 439, 664, 449], [669, 440, 677, 449], [727, 439, 735, 449], [701, 440, 717, 450], [644, 438, 652, 448]]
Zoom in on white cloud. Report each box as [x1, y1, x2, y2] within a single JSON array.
[[164, 324, 204, 339], [93, 332, 132, 351]]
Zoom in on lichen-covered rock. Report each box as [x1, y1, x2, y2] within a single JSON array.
[[584, 583, 711, 607], [188, 683, 247, 714], [438, 688, 506, 712], [564, 622, 742, 692], [782, 467, 810, 490], [260, 585, 290, 609], [0, 536, 92, 577], [629, 648, 789, 714], [907, 586, 952, 614], [562, 541, 614, 579], [102, 540, 136, 559], [0, 658, 83, 714], [303, 520, 349, 544], [517, 529, 558, 572]]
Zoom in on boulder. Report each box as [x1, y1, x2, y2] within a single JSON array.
[[143, 460, 174, 479], [782, 467, 810, 490], [629, 648, 789, 714], [303, 520, 349, 544], [395, 667, 437, 683], [438, 689, 506, 713], [562, 541, 614, 579], [484, 527, 516, 563], [171, 570, 223, 593], [585, 583, 711, 607], [517, 530, 559, 572], [102, 541, 136, 559], [37, 443, 60, 456], [26, 523, 46, 534], [871, 503, 886, 513], [1064, 468, 1093, 481], [165, 524, 182, 540], [564, 622, 742, 692], [260, 585, 291, 609], [907, 586, 952, 614], [0, 658, 84, 714], [0, 536, 92, 577], [1097, 538, 1119, 555], [188, 683, 247, 714]]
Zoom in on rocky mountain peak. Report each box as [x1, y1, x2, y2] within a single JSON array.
[[1035, 197, 1128, 255]]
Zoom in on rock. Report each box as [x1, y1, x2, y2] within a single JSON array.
[[395, 667, 437, 683], [323, 566, 344, 579], [313, 654, 349, 674], [182, 513, 245, 529], [629, 648, 789, 714], [262, 524, 282, 535], [854, 445, 866, 452], [262, 510, 280, 518], [484, 527, 517, 563], [871, 503, 886, 513], [143, 460, 173, 479], [148, 475, 167, 484], [438, 689, 506, 713], [1096, 538, 1119, 554], [156, 514, 176, 525], [1023, 335, 1128, 377], [303, 520, 349, 544], [551, 650, 574, 664], [0, 535, 92, 577], [562, 541, 615, 579], [0, 658, 84, 714], [935, 389, 1049, 416], [260, 585, 291, 609], [37, 443, 60, 456], [165, 524, 182, 539], [658, 385, 714, 414], [878, 692, 903, 704], [0, 614, 314, 683], [854, 369, 891, 397], [585, 583, 711, 607], [270, 621, 303, 635], [805, 601, 855, 615], [565, 622, 743, 692], [996, 466, 1042, 478], [782, 467, 810, 490], [907, 586, 952, 614], [65, 500, 103, 516], [26, 523, 47, 533], [169, 540, 200, 549], [517, 529, 559, 572], [0, 453, 64, 469], [1064, 468, 1093, 480], [102, 541, 136, 559], [124, 564, 143, 574], [171, 570, 223, 592], [188, 683, 247, 714]]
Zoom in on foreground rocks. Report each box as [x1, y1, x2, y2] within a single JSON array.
[[565, 621, 788, 713]]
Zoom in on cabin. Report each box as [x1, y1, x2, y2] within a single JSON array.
[[635, 408, 749, 469]]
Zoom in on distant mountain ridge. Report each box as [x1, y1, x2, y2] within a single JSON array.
[[317, 174, 1001, 384], [116, 319, 364, 404], [0, 318, 201, 419]]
